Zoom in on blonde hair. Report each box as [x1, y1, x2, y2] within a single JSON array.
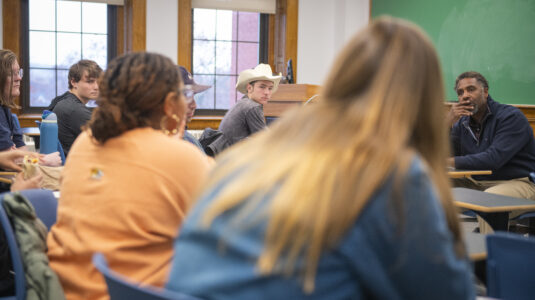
[[201, 17, 463, 292]]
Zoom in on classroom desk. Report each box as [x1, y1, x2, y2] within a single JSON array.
[[22, 127, 40, 149], [464, 229, 486, 261], [448, 169, 492, 178], [453, 187, 535, 231], [21, 127, 40, 136]]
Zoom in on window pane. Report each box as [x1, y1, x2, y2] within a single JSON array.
[[215, 41, 233, 74], [29, 0, 55, 31], [193, 75, 215, 109], [57, 70, 69, 95], [193, 40, 215, 74], [193, 9, 216, 40], [57, 0, 81, 32], [82, 34, 107, 69], [82, 2, 107, 34], [215, 75, 237, 109], [57, 33, 81, 68], [216, 10, 235, 41], [30, 69, 56, 107], [237, 12, 259, 42], [237, 42, 259, 73], [29, 31, 56, 68]]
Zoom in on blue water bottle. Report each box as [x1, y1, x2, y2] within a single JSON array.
[[40, 112, 59, 154]]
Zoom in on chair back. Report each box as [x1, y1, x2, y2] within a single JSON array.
[[486, 232, 535, 300], [0, 196, 26, 300], [18, 189, 57, 231], [92, 253, 201, 300]]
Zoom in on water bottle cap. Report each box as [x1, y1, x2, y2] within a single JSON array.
[[44, 112, 57, 120]]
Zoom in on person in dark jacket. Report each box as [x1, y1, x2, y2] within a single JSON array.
[[48, 60, 102, 156], [447, 71, 535, 232]]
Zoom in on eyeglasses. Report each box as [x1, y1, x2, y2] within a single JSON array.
[[180, 86, 195, 103], [10, 69, 23, 79]]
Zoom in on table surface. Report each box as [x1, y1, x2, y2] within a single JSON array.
[[448, 169, 492, 178], [21, 127, 40, 136], [464, 229, 487, 261], [453, 187, 535, 212]]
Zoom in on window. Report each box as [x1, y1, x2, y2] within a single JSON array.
[[23, 0, 115, 113], [192, 8, 268, 114]]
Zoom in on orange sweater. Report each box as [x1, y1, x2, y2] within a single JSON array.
[[47, 128, 211, 300]]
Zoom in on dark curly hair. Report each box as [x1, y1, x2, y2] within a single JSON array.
[[454, 71, 489, 91], [87, 52, 181, 143]]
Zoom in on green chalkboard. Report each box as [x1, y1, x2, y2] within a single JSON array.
[[372, 0, 535, 104]]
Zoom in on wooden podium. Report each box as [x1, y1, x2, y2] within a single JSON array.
[[264, 84, 320, 118]]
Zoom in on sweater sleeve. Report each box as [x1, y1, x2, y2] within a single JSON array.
[[454, 109, 532, 170], [245, 106, 267, 135], [11, 116, 25, 148], [450, 122, 462, 156]]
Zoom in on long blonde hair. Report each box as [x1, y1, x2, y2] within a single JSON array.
[[201, 17, 462, 292]]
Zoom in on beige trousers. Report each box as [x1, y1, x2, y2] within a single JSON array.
[[452, 177, 535, 234]]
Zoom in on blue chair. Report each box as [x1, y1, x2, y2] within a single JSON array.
[[486, 232, 535, 300], [0, 196, 26, 300], [92, 253, 201, 300], [18, 189, 57, 231]]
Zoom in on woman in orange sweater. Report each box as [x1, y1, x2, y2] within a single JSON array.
[[47, 52, 211, 300]]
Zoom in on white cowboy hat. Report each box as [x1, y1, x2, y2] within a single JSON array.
[[235, 64, 282, 94]]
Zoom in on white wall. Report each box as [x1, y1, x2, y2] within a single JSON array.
[[297, 0, 369, 85], [146, 0, 178, 63]]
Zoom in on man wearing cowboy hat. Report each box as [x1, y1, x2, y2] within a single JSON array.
[[217, 63, 281, 147], [178, 66, 211, 151]]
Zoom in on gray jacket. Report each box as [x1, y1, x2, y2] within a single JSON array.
[[218, 97, 266, 146], [2, 193, 65, 300]]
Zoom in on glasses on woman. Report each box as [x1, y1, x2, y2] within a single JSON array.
[[10, 69, 23, 79]]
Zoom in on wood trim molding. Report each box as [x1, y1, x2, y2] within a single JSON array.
[[178, 0, 192, 70], [2, 0, 22, 111], [2, 0, 21, 60], [267, 14, 275, 69], [285, 0, 298, 82], [272, 0, 298, 82], [116, 5, 125, 55], [124, 0, 146, 52]]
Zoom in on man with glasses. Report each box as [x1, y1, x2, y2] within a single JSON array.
[[178, 66, 211, 152]]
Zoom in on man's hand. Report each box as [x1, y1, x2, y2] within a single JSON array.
[[447, 157, 455, 168], [446, 100, 473, 128]]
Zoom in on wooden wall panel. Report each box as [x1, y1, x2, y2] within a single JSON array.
[[285, 0, 298, 82], [124, 0, 146, 52], [116, 5, 125, 55], [178, 0, 192, 70], [131, 0, 146, 51], [2, 0, 22, 111]]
